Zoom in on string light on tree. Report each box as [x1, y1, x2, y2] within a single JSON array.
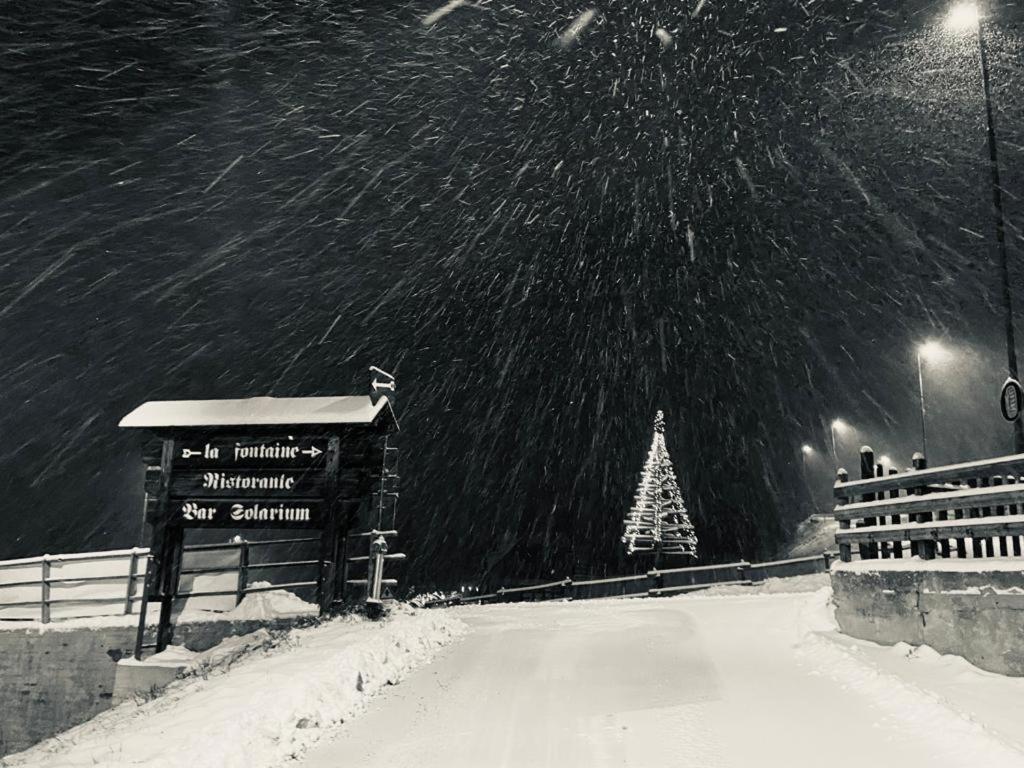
[[621, 410, 698, 567]]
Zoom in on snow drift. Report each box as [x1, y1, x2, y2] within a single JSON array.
[[2, 607, 466, 768]]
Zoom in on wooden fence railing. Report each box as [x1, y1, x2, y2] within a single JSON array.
[[0, 537, 319, 624], [833, 447, 1024, 562], [421, 553, 834, 608]]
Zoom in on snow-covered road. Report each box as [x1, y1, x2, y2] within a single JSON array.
[[302, 588, 1024, 768]]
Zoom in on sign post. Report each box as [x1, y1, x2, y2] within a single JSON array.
[[120, 392, 398, 659]]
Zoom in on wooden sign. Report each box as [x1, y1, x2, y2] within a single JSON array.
[[173, 498, 326, 528], [172, 438, 328, 469], [167, 435, 332, 528], [119, 392, 399, 659], [170, 469, 327, 498]]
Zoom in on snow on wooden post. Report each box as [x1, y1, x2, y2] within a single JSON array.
[[858, 447, 877, 560], [835, 468, 852, 563], [912, 453, 935, 560], [40, 555, 51, 624], [887, 468, 903, 559]]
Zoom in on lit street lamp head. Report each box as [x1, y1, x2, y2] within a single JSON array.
[[946, 2, 980, 32], [801, 444, 813, 456], [918, 340, 950, 364], [831, 418, 848, 432]]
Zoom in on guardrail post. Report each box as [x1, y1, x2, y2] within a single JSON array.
[[875, 462, 890, 558], [647, 569, 664, 595], [888, 467, 903, 558], [911, 453, 935, 560], [124, 550, 138, 615], [40, 556, 51, 624], [736, 562, 750, 582], [969, 478, 984, 558], [835, 468, 852, 562], [235, 540, 250, 606], [1010, 475, 1023, 557], [993, 475, 1008, 557], [822, 551, 833, 570], [563, 578, 573, 601], [859, 447, 877, 560]]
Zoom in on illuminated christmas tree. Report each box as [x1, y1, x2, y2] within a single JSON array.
[[622, 410, 698, 566]]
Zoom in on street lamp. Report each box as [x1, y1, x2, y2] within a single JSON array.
[[945, 1, 1024, 452], [917, 340, 951, 460], [946, 2, 979, 30]]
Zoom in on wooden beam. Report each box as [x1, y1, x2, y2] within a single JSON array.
[[834, 484, 1024, 521], [835, 515, 1024, 544], [833, 453, 1024, 498]]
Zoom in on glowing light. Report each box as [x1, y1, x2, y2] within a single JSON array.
[[801, 444, 814, 456], [831, 418, 848, 432], [946, 2, 980, 32], [918, 340, 951, 363], [880, 455, 891, 465]]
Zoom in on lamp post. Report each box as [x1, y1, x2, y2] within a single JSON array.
[[830, 419, 847, 469], [946, 2, 1024, 452], [916, 340, 950, 461], [801, 444, 815, 516]]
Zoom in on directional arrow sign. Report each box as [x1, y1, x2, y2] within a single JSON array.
[[172, 437, 329, 469]]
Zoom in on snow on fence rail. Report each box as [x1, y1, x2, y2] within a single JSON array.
[[0, 537, 320, 623], [833, 447, 1024, 563], [422, 554, 835, 608]]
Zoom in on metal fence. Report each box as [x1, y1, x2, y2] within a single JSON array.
[[833, 447, 1024, 562], [422, 553, 834, 608], [0, 537, 321, 623]]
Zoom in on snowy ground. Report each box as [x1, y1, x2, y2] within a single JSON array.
[[300, 586, 1024, 768], [1, 607, 465, 768], [6, 580, 1024, 768]]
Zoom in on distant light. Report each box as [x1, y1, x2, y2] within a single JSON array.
[[918, 340, 951, 363], [831, 418, 848, 431], [880, 455, 891, 465], [945, 2, 980, 32], [801, 444, 814, 456]]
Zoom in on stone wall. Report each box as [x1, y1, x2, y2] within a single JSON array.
[[0, 617, 306, 756], [831, 561, 1024, 676]]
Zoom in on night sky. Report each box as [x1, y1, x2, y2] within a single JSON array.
[[1, 0, 1022, 588]]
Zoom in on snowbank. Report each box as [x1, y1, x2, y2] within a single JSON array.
[[177, 582, 318, 622], [783, 515, 838, 559], [3, 607, 467, 768], [795, 588, 1024, 760]]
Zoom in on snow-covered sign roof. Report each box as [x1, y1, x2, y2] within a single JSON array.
[[119, 395, 397, 430]]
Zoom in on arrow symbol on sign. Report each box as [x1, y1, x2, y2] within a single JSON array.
[[181, 449, 200, 458], [371, 378, 395, 392], [301, 446, 323, 458]]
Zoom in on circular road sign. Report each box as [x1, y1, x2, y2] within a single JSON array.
[[1001, 378, 1023, 422]]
